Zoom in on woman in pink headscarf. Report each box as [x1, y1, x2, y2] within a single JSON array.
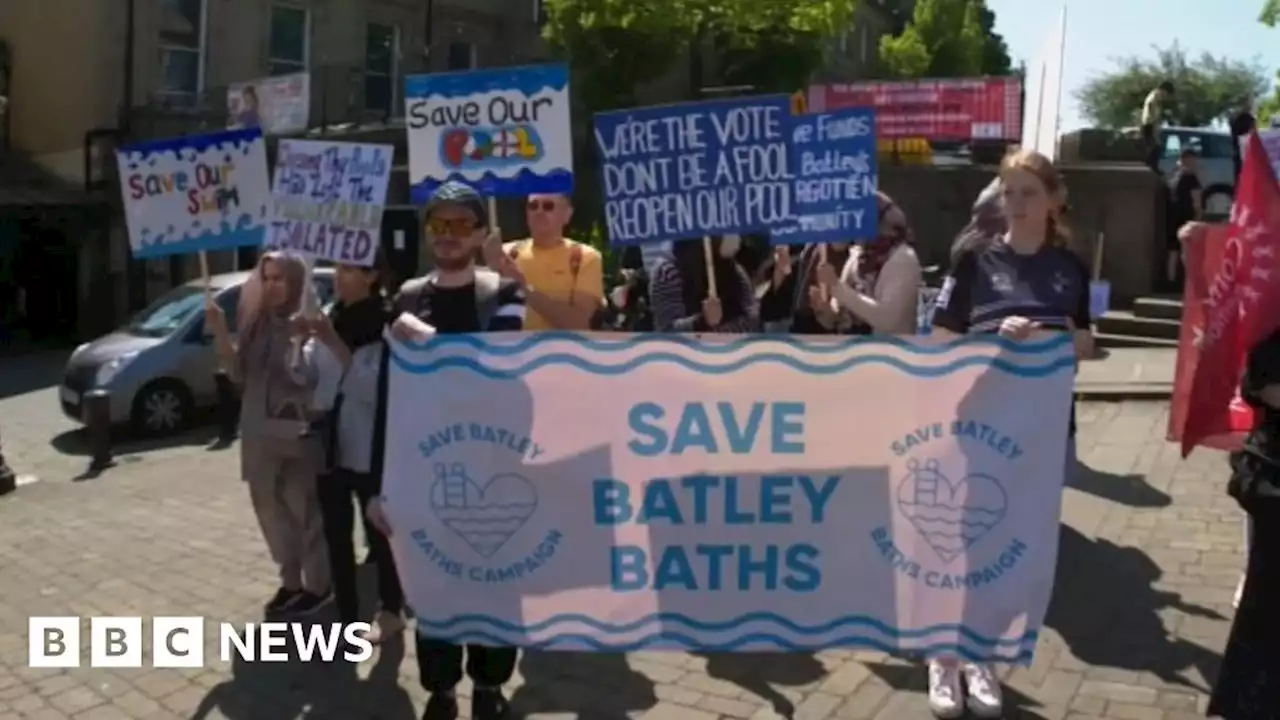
[[205, 251, 332, 616]]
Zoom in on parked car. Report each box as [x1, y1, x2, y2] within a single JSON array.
[[59, 269, 334, 435], [1156, 126, 1236, 220]]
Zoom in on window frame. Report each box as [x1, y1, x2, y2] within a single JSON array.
[[156, 0, 209, 101], [446, 41, 475, 71], [363, 22, 400, 115], [268, 4, 310, 77]]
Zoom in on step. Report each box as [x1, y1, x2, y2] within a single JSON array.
[[1095, 310, 1181, 340], [1093, 332, 1180, 349], [1132, 296, 1184, 321]]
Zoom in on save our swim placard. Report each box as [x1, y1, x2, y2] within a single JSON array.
[[268, 139, 392, 266], [116, 128, 271, 259], [405, 64, 573, 202], [383, 332, 1074, 660]]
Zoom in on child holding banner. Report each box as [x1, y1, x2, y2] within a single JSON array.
[[928, 149, 1093, 719], [649, 236, 758, 333]]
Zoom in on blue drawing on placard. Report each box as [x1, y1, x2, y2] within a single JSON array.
[[895, 459, 1007, 564], [430, 462, 538, 558]]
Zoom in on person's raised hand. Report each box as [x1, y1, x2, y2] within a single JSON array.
[[701, 296, 723, 328], [772, 246, 792, 286]]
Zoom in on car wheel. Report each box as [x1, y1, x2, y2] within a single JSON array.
[[130, 380, 193, 436]]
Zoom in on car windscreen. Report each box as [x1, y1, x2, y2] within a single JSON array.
[[122, 286, 205, 338]]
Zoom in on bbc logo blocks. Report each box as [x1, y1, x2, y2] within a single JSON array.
[[28, 617, 206, 668]]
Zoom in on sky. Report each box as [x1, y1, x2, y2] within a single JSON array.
[[986, 0, 1280, 130]]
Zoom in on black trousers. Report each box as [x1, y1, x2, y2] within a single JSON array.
[[317, 467, 403, 623], [416, 636, 517, 692], [0, 430, 12, 479], [1141, 123, 1160, 171]]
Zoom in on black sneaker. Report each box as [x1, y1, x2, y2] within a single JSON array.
[[287, 590, 334, 616], [422, 691, 458, 720], [472, 689, 510, 720], [265, 588, 301, 614]]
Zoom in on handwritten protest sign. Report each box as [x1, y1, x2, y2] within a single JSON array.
[[116, 128, 271, 259], [772, 108, 878, 244], [594, 96, 792, 245], [267, 139, 392, 266], [406, 64, 573, 202], [384, 332, 1074, 659]]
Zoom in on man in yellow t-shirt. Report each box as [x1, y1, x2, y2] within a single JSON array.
[[496, 193, 604, 330]]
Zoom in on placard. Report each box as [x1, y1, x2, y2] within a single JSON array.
[[268, 139, 392, 266], [227, 72, 311, 136], [772, 108, 879, 244], [405, 64, 573, 202], [384, 332, 1075, 660], [116, 128, 271, 259], [594, 96, 792, 246]]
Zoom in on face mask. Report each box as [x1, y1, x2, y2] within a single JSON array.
[[719, 235, 742, 258], [609, 285, 628, 308]]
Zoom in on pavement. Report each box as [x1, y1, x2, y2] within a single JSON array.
[[0, 348, 1240, 719], [1076, 348, 1176, 400]]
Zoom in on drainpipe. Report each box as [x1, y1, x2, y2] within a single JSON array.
[[121, 0, 137, 133], [424, 0, 434, 71]]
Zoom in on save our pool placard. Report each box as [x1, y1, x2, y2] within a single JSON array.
[[117, 128, 271, 259], [771, 108, 879, 245], [405, 64, 573, 203], [267, 139, 392, 266], [383, 332, 1075, 660], [593, 96, 792, 245]]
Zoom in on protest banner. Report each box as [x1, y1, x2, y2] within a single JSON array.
[[594, 96, 792, 246], [771, 108, 878, 245], [116, 128, 271, 259], [383, 332, 1075, 660], [267, 139, 392, 266], [405, 64, 573, 203], [1170, 133, 1280, 456], [228, 73, 310, 135]]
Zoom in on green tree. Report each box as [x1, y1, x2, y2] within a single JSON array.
[[1262, 0, 1280, 26], [1075, 44, 1269, 128], [878, 0, 1010, 79]]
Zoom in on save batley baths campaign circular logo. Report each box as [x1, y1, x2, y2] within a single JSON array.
[[410, 421, 563, 584], [872, 418, 1029, 590]]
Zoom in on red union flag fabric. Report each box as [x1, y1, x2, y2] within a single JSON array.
[[806, 77, 1022, 141], [1170, 133, 1280, 456]]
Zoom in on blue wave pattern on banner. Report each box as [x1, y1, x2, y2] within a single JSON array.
[[132, 227, 265, 259], [400, 331, 1072, 356], [405, 64, 568, 98], [410, 168, 574, 204], [391, 351, 1077, 378], [117, 127, 263, 157]]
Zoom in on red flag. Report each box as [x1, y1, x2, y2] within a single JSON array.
[[1175, 132, 1280, 456]]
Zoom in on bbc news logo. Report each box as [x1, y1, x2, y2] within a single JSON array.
[[28, 617, 374, 668]]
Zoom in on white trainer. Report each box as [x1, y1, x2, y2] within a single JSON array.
[[927, 660, 964, 719], [963, 662, 1004, 718]]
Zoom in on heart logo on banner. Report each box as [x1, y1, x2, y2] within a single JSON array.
[[430, 463, 538, 558], [896, 459, 1008, 564]]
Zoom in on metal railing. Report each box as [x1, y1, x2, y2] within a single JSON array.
[[123, 57, 430, 143]]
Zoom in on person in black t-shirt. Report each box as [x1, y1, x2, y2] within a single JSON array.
[[927, 148, 1094, 720], [1166, 148, 1201, 290], [366, 181, 524, 720]]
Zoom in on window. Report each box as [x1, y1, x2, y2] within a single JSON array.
[[269, 5, 308, 76], [447, 42, 475, 71], [364, 23, 398, 114], [158, 0, 206, 99]]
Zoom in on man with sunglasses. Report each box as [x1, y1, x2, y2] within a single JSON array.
[[368, 181, 523, 720], [490, 193, 603, 330]]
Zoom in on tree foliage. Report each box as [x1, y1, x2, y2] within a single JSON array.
[[1262, 0, 1280, 26], [1075, 44, 1269, 128], [540, 0, 855, 109], [878, 0, 1011, 79]]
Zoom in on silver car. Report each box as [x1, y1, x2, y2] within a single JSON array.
[[59, 269, 334, 434]]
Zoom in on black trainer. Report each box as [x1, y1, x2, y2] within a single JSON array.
[[287, 590, 333, 616], [472, 688, 510, 720], [265, 588, 301, 614], [422, 691, 458, 720]]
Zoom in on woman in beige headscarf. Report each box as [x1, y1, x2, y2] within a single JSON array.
[[205, 251, 332, 616]]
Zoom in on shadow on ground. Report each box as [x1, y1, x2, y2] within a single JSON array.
[[1068, 456, 1172, 508], [50, 419, 232, 464], [509, 650, 657, 719], [867, 523, 1225, 708], [0, 349, 69, 400], [693, 651, 826, 718]]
